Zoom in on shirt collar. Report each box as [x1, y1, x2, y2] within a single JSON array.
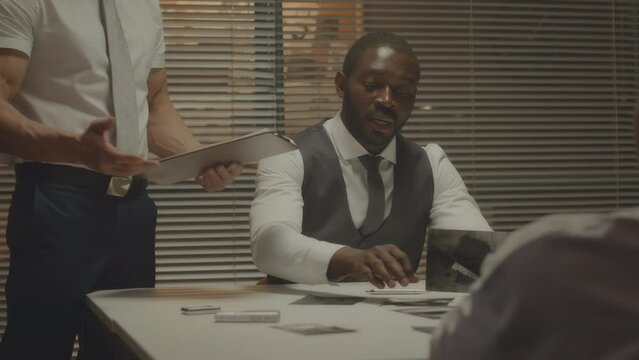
[[324, 112, 397, 164]]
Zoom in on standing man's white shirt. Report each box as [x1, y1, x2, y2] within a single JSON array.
[[0, 0, 165, 158], [250, 114, 492, 284]]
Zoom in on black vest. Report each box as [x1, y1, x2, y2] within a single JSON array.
[[267, 124, 434, 284]]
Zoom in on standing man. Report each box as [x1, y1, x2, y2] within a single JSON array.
[[250, 32, 491, 288], [0, 0, 241, 358]]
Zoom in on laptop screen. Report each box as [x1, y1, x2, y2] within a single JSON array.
[[426, 228, 509, 292]]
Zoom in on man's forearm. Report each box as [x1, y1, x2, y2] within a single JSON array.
[[146, 84, 242, 191], [326, 246, 358, 281], [147, 99, 201, 158], [146, 68, 201, 158], [251, 224, 344, 284], [0, 99, 81, 163]]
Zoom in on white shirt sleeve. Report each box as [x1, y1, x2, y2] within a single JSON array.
[[426, 144, 492, 231], [250, 150, 346, 284], [149, 0, 165, 68], [0, 0, 40, 56]]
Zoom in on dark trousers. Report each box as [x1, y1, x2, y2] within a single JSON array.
[[0, 164, 157, 360]]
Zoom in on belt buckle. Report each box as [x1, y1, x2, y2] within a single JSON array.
[[107, 176, 132, 197]]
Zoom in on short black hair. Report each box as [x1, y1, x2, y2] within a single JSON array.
[[342, 32, 420, 78]]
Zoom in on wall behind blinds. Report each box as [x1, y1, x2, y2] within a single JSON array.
[[0, 0, 638, 336]]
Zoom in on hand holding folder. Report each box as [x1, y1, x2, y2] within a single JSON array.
[[146, 129, 297, 185]]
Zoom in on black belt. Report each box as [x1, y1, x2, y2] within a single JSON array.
[[14, 162, 148, 197]]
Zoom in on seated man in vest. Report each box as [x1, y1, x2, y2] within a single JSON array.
[[429, 107, 639, 359], [250, 32, 491, 288]]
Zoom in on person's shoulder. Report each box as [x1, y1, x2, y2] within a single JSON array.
[[434, 208, 639, 359], [510, 208, 639, 245], [421, 143, 447, 159], [419, 143, 452, 172], [422, 142, 443, 152], [480, 208, 639, 280], [293, 122, 328, 147], [256, 149, 303, 175], [483, 209, 639, 303], [0, 0, 42, 27]]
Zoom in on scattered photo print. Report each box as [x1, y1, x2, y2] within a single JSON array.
[[394, 306, 452, 320], [273, 323, 357, 335], [426, 229, 508, 292], [291, 295, 364, 305], [412, 326, 438, 334], [383, 297, 455, 307]]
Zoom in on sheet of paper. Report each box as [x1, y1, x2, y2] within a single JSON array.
[[146, 129, 297, 185]]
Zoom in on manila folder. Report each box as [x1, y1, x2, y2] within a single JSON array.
[[147, 129, 297, 185]]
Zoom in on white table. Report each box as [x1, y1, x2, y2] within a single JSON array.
[[85, 281, 461, 360]]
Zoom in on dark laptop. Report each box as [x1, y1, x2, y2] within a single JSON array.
[[425, 228, 509, 292]]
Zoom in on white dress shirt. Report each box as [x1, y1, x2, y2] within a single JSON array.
[[0, 0, 165, 158], [250, 114, 492, 284]]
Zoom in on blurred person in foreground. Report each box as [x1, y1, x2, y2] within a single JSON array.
[[430, 106, 639, 359]]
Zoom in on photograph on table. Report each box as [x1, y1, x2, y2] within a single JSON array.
[[273, 323, 357, 335], [290, 295, 364, 305], [426, 229, 508, 292], [394, 306, 452, 320]]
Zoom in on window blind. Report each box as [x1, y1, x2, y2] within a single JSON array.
[[278, 0, 639, 233], [0, 168, 13, 332], [0, 0, 638, 337], [151, 1, 279, 286]]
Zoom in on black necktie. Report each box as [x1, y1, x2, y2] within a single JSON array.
[[359, 155, 384, 237]]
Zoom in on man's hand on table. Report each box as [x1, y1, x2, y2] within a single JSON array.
[[327, 245, 419, 289]]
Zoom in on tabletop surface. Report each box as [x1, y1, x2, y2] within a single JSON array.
[[87, 281, 463, 360]]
